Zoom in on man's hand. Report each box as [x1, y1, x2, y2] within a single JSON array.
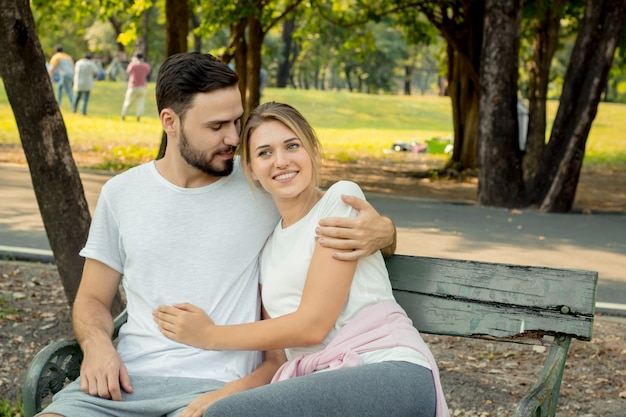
[[317, 194, 396, 261], [153, 303, 215, 349], [79, 340, 132, 401], [73, 258, 130, 400]]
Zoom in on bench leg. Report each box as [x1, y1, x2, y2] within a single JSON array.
[[512, 335, 571, 417]]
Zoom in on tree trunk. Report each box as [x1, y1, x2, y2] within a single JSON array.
[[404, 65, 412, 95], [165, 0, 188, 56], [433, 1, 484, 170], [157, 0, 189, 159], [0, 0, 124, 314], [108, 16, 128, 62], [134, 2, 154, 61], [277, 17, 295, 88], [523, 0, 563, 183], [245, 16, 263, 118], [190, 12, 202, 52], [477, 0, 525, 208], [530, 0, 626, 212], [447, 45, 480, 169], [229, 20, 248, 114], [345, 68, 353, 92]]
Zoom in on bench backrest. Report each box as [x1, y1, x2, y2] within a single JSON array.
[[385, 255, 598, 344]]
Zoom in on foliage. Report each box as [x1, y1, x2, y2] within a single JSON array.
[[0, 398, 22, 417]]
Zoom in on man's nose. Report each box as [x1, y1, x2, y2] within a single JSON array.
[[224, 123, 240, 146]]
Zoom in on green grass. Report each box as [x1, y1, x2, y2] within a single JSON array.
[[1, 79, 625, 171], [0, 398, 21, 417]]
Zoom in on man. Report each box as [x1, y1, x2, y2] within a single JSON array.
[[48, 45, 74, 106], [72, 53, 100, 115], [121, 53, 151, 121], [38, 52, 395, 417]]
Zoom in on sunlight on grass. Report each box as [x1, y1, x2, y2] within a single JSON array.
[[1, 78, 625, 171]]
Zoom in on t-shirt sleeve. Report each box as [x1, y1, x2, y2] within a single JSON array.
[[79, 187, 124, 274], [318, 180, 366, 220]]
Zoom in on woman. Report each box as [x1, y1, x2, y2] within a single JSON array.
[[154, 102, 449, 417]]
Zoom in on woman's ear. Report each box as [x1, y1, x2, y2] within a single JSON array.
[[249, 164, 259, 181]]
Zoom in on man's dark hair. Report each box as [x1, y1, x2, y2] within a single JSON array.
[[54, 45, 63, 53], [136, 53, 144, 60], [155, 53, 239, 119]]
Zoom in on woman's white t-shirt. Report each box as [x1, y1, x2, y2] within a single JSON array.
[[260, 181, 429, 369]]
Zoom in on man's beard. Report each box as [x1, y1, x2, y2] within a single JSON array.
[[179, 127, 235, 177]]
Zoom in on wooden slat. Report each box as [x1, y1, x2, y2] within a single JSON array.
[[385, 255, 598, 342]]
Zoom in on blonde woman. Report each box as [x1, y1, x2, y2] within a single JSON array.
[[154, 102, 448, 417]]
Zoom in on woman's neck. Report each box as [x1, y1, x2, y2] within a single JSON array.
[[275, 186, 324, 228]]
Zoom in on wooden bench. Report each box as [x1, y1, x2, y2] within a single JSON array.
[[22, 254, 597, 417]]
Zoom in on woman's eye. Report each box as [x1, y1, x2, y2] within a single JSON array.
[[258, 150, 270, 157], [287, 143, 299, 151]]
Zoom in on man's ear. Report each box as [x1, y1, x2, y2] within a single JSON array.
[[160, 108, 177, 134]]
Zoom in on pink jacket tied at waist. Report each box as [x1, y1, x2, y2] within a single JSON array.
[[271, 301, 450, 417]]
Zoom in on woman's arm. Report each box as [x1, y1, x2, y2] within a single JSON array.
[[154, 241, 357, 351], [176, 306, 287, 417]]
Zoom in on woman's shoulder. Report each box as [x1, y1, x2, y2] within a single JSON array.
[[325, 180, 365, 199]]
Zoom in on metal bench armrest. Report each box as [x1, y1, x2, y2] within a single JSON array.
[[22, 309, 128, 417]]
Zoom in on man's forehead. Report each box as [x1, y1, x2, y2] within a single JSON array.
[[190, 88, 243, 120]]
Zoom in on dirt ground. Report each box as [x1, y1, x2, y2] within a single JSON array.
[[1, 152, 625, 415], [320, 157, 626, 214]]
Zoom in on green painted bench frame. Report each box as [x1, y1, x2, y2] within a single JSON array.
[[22, 254, 597, 417]]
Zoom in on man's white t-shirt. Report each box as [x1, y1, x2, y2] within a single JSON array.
[[80, 160, 279, 381]]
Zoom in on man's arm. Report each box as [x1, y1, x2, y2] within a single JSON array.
[[73, 258, 132, 401], [316, 194, 396, 261]]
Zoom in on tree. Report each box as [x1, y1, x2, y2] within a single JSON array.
[[418, 1, 485, 170], [477, 0, 525, 208], [276, 16, 296, 88], [523, 0, 567, 183], [165, 0, 189, 56], [0, 0, 123, 314], [195, 0, 304, 117], [157, 0, 190, 159], [529, 0, 626, 212]]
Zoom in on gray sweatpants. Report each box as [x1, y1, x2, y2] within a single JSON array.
[[36, 375, 224, 417], [205, 361, 436, 417]]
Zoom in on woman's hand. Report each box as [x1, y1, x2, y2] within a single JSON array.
[[153, 302, 214, 349], [178, 387, 233, 417]]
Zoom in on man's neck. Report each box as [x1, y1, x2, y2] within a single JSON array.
[[154, 155, 221, 188]]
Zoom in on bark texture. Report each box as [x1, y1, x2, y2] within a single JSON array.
[[477, 0, 525, 208], [530, 0, 626, 212], [422, 2, 485, 170], [524, 0, 564, 183], [165, 0, 189, 57], [0, 0, 124, 314]]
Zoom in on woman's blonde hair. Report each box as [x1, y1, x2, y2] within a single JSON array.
[[240, 102, 323, 186]]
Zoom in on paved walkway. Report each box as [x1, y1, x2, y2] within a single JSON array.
[[2, 163, 625, 315]]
